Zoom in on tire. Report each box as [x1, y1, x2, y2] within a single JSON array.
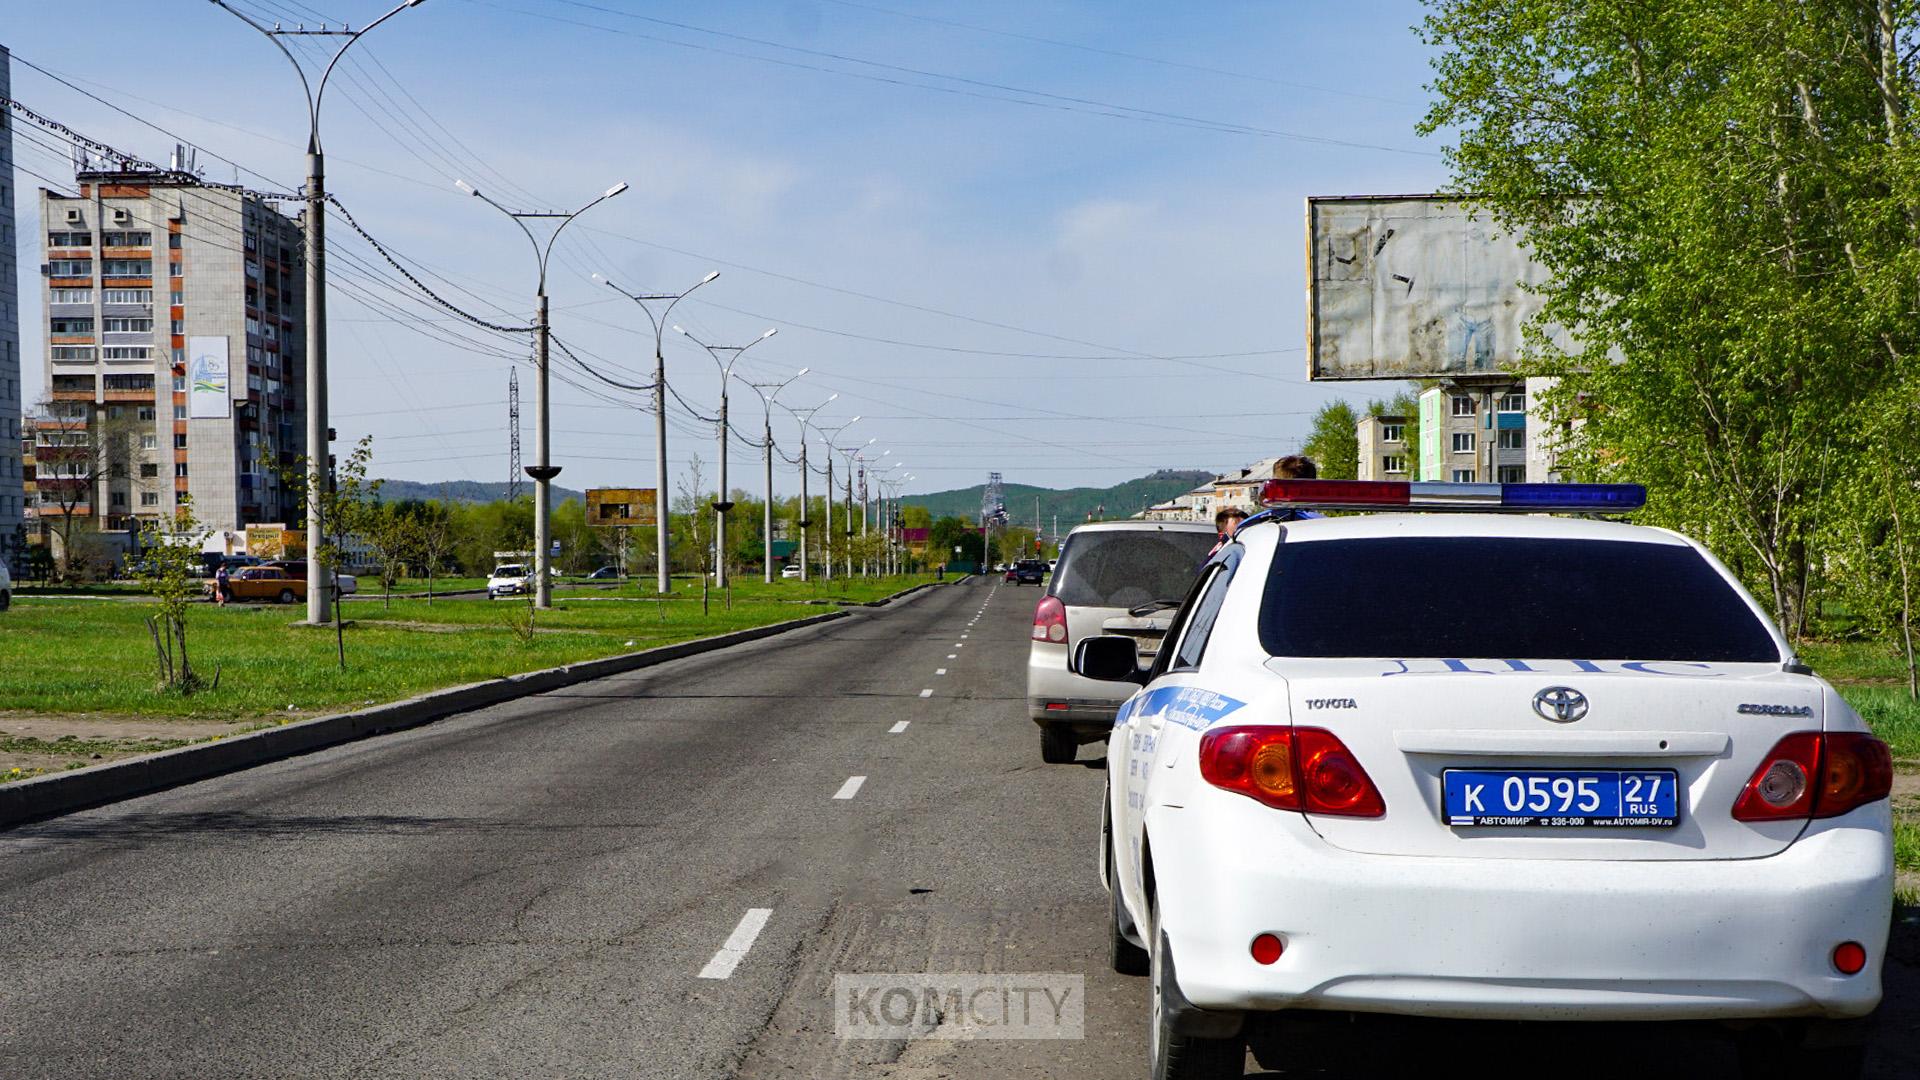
[[1149, 904, 1245, 1080], [1041, 722, 1078, 764], [1108, 816, 1150, 976], [1736, 1024, 1867, 1080], [278, 588, 296, 605]]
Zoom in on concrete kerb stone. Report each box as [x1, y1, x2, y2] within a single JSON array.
[[0, 609, 853, 829]]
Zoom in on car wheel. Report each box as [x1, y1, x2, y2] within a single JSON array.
[[1735, 1023, 1867, 1080], [278, 588, 296, 604], [1108, 817, 1150, 977], [1149, 901, 1245, 1080], [1041, 723, 1078, 764]]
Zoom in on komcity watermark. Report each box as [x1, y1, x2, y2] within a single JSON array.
[[834, 974, 1085, 1040]]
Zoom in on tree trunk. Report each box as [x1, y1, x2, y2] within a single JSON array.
[[1888, 473, 1918, 699]]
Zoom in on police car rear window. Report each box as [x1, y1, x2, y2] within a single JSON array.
[[1052, 530, 1217, 609], [1257, 537, 1781, 662]]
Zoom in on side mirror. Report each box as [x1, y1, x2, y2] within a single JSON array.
[[1073, 635, 1146, 684]]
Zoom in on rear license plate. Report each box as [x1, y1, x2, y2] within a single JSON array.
[[1441, 768, 1679, 827]]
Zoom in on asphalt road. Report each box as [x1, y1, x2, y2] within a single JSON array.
[[0, 576, 1914, 1079]]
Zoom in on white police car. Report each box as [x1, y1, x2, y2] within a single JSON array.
[[1082, 480, 1894, 1079]]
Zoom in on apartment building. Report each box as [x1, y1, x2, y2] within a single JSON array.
[[1355, 413, 1410, 482], [1417, 382, 1529, 483], [37, 169, 305, 552], [0, 46, 24, 564]]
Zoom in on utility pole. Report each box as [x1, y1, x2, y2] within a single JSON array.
[[673, 326, 776, 591], [737, 369, 807, 582], [782, 396, 836, 582], [210, 0, 429, 625], [507, 368, 522, 502], [593, 271, 720, 596], [458, 179, 627, 607], [815, 417, 861, 582]]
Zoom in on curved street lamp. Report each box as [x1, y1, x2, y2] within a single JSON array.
[[593, 270, 719, 595], [458, 179, 627, 607], [672, 325, 777, 589], [736, 367, 808, 582]]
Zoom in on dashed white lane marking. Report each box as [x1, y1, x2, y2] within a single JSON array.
[[948, 653, 957, 659], [889, 721, 910, 733], [936, 668, 947, 675], [697, 908, 774, 980], [919, 688, 934, 698], [833, 776, 867, 800], [954, 643, 964, 648]]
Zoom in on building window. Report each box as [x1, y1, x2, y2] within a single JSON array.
[[170, 291, 184, 305], [141, 491, 161, 506], [1498, 391, 1526, 412], [51, 374, 93, 394], [104, 318, 153, 333], [104, 288, 152, 305], [137, 406, 156, 421], [103, 347, 152, 361], [101, 231, 152, 247], [172, 376, 186, 392], [1382, 455, 1407, 474], [104, 374, 155, 392], [1451, 395, 1477, 417], [168, 261, 182, 277], [171, 320, 185, 334], [174, 405, 187, 420], [1452, 468, 1476, 483], [173, 433, 188, 449], [1381, 424, 1404, 443], [169, 233, 182, 249], [141, 435, 159, 451], [50, 317, 94, 335], [103, 259, 153, 277], [175, 463, 189, 477], [49, 288, 92, 304], [1497, 428, 1525, 450], [1498, 465, 1527, 483], [50, 346, 94, 362], [140, 463, 159, 478], [47, 259, 91, 276], [110, 491, 128, 507], [47, 231, 92, 247], [1452, 432, 1476, 454]]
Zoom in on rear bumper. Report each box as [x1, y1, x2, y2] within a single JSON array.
[[1028, 641, 1129, 726], [1148, 794, 1893, 1022]]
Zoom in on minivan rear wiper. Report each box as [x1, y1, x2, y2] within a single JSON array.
[[1128, 598, 1183, 617]]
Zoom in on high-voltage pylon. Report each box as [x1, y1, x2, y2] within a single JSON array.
[[982, 471, 1006, 521], [507, 368, 523, 502]]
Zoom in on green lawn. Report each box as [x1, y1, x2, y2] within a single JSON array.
[[1798, 640, 1920, 759], [0, 583, 928, 721]]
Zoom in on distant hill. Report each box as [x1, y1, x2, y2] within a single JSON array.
[[375, 479, 585, 505], [904, 470, 1214, 534]]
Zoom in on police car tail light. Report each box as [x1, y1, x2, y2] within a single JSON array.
[[1259, 478, 1647, 513], [1812, 732, 1892, 819], [1733, 733, 1823, 821], [1031, 595, 1067, 643], [1199, 726, 1383, 817]]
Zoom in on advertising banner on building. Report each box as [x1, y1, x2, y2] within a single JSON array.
[[585, 488, 657, 528], [188, 336, 231, 419]]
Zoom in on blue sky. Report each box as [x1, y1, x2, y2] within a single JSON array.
[[6, 0, 1447, 497]]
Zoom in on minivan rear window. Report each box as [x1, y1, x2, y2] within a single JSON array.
[[1051, 530, 1216, 609], [1257, 537, 1781, 662]]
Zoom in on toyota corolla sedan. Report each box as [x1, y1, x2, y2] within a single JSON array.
[[1085, 480, 1893, 1079]]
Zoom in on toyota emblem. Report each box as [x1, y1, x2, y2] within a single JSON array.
[[1533, 686, 1589, 723]]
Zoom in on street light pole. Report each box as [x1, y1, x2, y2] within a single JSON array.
[[672, 326, 776, 590], [209, 0, 428, 625], [815, 419, 860, 583], [782, 396, 836, 583], [457, 178, 627, 607], [737, 369, 808, 582], [593, 271, 719, 596]]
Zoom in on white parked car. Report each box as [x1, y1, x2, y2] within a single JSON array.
[[487, 563, 530, 599], [1027, 521, 1216, 763], [0, 559, 11, 610], [781, 564, 804, 579], [1087, 480, 1893, 1079]]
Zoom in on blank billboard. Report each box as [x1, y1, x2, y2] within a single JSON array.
[[1307, 195, 1569, 381]]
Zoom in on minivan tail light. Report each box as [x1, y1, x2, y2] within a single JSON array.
[[1032, 594, 1067, 643], [1199, 726, 1384, 817], [1732, 732, 1892, 822]]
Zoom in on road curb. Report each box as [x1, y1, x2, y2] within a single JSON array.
[[0, 609, 852, 829]]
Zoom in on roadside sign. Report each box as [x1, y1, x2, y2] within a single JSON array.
[[586, 488, 657, 528]]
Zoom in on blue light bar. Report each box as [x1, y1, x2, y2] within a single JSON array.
[[1499, 483, 1647, 511]]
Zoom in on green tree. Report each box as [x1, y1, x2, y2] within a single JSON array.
[[135, 496, 211, 692], [1420, 0, 1920, 640], [928, 516, 980, 566], [1302, 400, 1361, 480]]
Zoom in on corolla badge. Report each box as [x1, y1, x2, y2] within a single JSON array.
[[1532, 686, 1589, 723]]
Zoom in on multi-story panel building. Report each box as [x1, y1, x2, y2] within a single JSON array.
[[1417, 382, 1528, 483], [0, 46, 24, 564], [1355, 414, 1409, 482], [38, 171, 305, 551]]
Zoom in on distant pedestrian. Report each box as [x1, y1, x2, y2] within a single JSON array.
[[214, 563, 231, 606], [1266, 454, 1324, 523]]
